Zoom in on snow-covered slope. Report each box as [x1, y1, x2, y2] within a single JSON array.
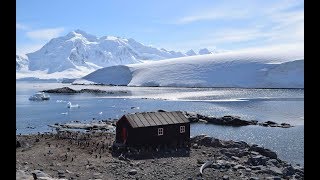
[[74, 45, 304, 88], [16, 55, 29, 71], [26, 30, 196, 74]]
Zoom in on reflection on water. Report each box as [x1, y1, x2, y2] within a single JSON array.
[[16, 81, 304, 165]]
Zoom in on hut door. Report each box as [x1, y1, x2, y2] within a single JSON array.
[[122, 127, 127, 143]]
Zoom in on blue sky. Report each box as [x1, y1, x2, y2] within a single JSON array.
[[16, 0, 304, 55]]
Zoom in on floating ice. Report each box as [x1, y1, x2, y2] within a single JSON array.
[[67, 101, 80, 108], [29, 92, 50, 101]]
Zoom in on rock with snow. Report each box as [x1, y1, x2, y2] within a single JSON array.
[[16, 55, 29, 71], [74, 45, 304, 88]]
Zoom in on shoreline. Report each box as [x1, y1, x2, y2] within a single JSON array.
[[16, 131, 304, 180]]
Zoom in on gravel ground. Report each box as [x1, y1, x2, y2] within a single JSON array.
[[16, 132, 304, 180]]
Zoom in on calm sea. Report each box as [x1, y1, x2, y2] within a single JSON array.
[[16, 81, 304, 165]]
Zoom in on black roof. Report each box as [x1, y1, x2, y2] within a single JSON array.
[[123, 111, 189, 128]]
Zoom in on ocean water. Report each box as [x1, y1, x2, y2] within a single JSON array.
[[16, 81, 304, 165]]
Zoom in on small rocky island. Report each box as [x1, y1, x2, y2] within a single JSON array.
[[42, 87, 128, 94], [183, 111, 293, 128]]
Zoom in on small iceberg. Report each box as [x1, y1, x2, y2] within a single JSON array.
[[130, 106, 140, 109], [29, 92, 50, 101], [67, 102, 80, 108]]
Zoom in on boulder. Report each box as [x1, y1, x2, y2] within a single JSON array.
[[267, 159, 280, 167], [233, 164, 246, 170], [249, 145, 277, 159], [282, 165, 295, 176], [247, 155, 268, 166], [222, 175, 229, 180], [128, 169, 137, 175], [210, 138, 224, 147], [268, 166, 283, 176], [16, 140, 21, 148]]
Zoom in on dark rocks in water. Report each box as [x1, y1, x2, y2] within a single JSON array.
[[157, 109, 167, 112], [79, 89, 107, 93], [258, 121, 293, 128], [265, 121, 277, 125], [206, 115, 257, 126], [43, 87, 78, 93], [42, 87, 128, 94], [183, 111, 292, 128], [280, 123, 292, 128]]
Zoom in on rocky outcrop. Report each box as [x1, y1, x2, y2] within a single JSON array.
[[42, 87, 127, 94], [190, 135, 303, 179], [183, 112, 293, 128]]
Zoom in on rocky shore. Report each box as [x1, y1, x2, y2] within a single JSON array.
[[42, 87, 128, 94], [16, 132, 303, 180]]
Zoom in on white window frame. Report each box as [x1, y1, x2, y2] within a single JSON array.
[[158, 128, 163, 136], [180, 126, 185, 133]]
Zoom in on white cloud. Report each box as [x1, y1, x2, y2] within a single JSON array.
[[211, 29, 267, 44], [16, 23, 29, 30], [26, 27, 65, 41], [175, 8, 249, 24], [169, 0, 303, 51]]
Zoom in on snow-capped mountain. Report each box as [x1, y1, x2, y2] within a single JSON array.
[[185, 48, 216, 56], [198, 48, 213, 55], [16, 55, 29, 71], [26, 29, 210, 74], [186, 49, 197, 56], [74, 45, 304, 88]]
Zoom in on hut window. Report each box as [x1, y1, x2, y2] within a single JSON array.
[[158, 128, 163, 136], [180, 126, 185, 133]]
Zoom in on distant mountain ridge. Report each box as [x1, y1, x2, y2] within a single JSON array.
[[21, 29, 215, 74]]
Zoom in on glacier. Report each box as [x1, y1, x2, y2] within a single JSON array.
[[74, 45, 304, 88]]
